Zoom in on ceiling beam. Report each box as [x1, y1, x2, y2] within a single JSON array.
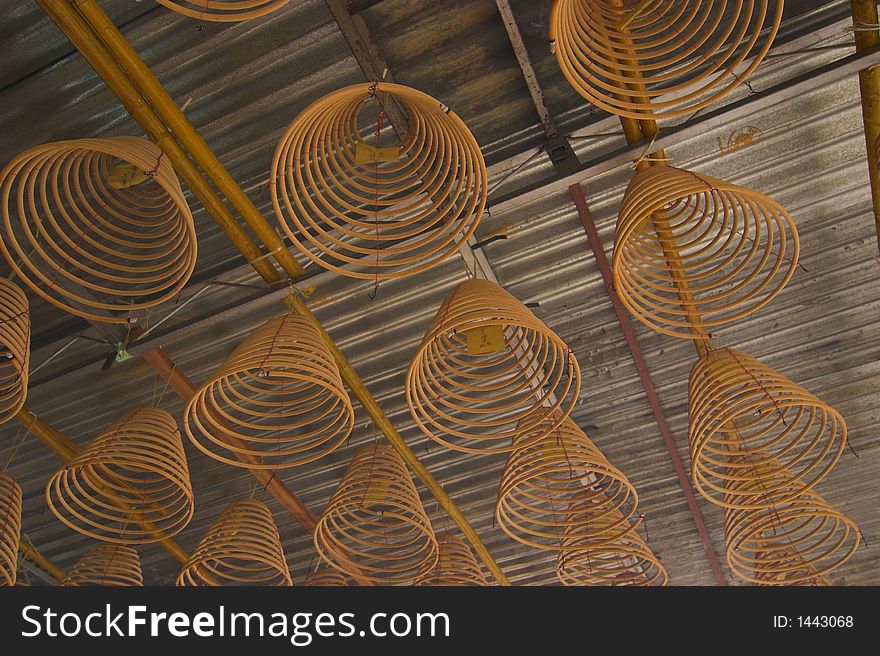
[[322, 0, 410, 136], [488, 43, 880, 215], [493, 0, 580, 176], [850, 0, 880, 254]]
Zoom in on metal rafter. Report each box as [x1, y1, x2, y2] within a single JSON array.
[[850, 0, 880, 254], [494, 0, 580, 175]]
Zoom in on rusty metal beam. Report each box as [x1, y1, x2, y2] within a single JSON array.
[[569, 184, 727, 586], [494, 0, 580, 175], [850, 0, 880, 254]]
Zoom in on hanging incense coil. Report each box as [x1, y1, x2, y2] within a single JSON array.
[[154, 0, 289, 22], [724, 467, 859, 586], [0, 137, 196, 324], [177, 499, 292, 586], [556, 515, 668, 586], [305, 567, 349, 586], [689, 348, 846, 510], [753, 555, 832, 586], [272, 82, 487, 280], [184, 314, 354, 469], [0, 279, 29, 424], [45, 407, 194, 544], [496, 414, 638, 550], [406, 279, 581, 454], [314, 444, 438, 584], [0, 472, 22, 586], [62, 544, 143, 586], [414, 533, 489, 586], [613, 166, 798, 338], [550, 0, 783, 120]]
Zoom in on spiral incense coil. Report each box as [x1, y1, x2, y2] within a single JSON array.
[[0, 137, 196, 324], [406, 279, 581, 454], [496, 414, 638, 550], [612, 166, 798, 338], [550, 0, 783, 120], [154, 0, 289, 22], [724, 472, 859, 586], [45, 407, 194, 544], [177, 499, 292, 586], [314, 444, 438, 584], [0, 278, 29, 424], [272, 82, 487, 280], [689, 348, 846, 510], [0, 472, 22, 586], [556, 517, 668, 586], [305, 567, 349, 586], [414, 533, 489, 586], [184, 314, 354, 469], [62, 544, 143, 586], [753, 554, 832, 586]]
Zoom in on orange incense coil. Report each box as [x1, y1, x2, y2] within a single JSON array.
[[314, 444, 438, 584], [184, 314, 354, 469], [496, 414, 638, 550], [689, 348, 846, 510], [271, 82, 487, 280], [753, 554, 832, 586], [177, 499, 292, 586], [0, 278, 29, 424], [414, 533, 489, 586], [556, 516, 668, 586], [154, 0, 289, 22], [305, 567, 349, 586], [406, 279, 581, 454], [550, 0, 782, 120], [62, 544, 143, 586], [724, 471, 859, 586], [613, 166, 799, 338], [45, 407, 194, 544], [0, 471, 22, 586], [0, 137, 196, 324]]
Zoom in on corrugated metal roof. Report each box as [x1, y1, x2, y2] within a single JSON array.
[[1, 0, 878, 586]]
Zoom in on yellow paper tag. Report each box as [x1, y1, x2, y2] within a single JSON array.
[[108, 163, 149, 189], [355, 142, 400, 165], [466, 325, 504, 355]]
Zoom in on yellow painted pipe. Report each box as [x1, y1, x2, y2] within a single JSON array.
[[284, 294, 511, 586], [19, 535, 66, 582], [851, 0, 880, 255], [13, 407, 190, 564], [38, 0, 280, 285], [71, 0, 306, 280]]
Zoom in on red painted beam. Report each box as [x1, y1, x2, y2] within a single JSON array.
[[569, 183, 728, 586]]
